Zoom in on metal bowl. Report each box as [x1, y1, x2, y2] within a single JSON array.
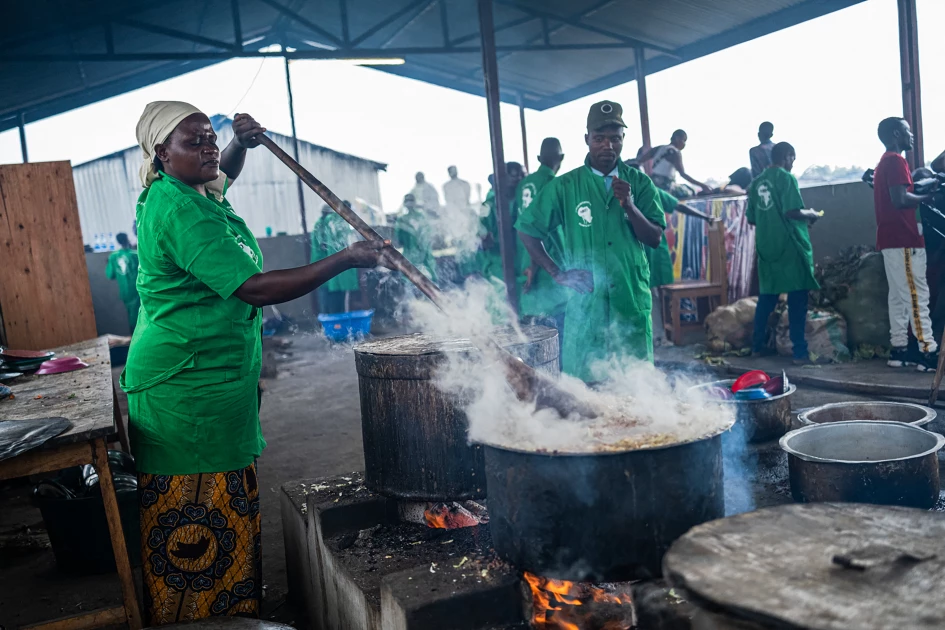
[[693, 379, 796, 444], [779, 420, 945, 508], [797, 401, 935, 428]]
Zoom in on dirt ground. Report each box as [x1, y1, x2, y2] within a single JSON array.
[[0, 332, 363, 628], [0, 332, 928, 628]]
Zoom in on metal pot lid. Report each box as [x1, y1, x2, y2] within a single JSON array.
[[354, 325, 557, 356], [779, 420, 945, 464]]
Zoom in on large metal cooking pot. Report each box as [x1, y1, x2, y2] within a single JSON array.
[[482, 424, 731, 582], [780, 420, 945, 508], [354, 326, 558, 501], [694, 379, 795, 443], [797, 401, 935, 427]]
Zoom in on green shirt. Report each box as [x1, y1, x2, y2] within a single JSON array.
[[120, 173, 265, 475], [395, 208, 438, 283], [644, 189, 678, 288], [477, 189, 503, 280], [746, 167, 819, 295], [106, 248, 140, 304], [516, 156, 666, 382], [311, 214, 332, 263], [515, 164, 568, 317]]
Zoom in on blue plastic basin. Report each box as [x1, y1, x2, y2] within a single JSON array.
[[317, 309, 374, 342]]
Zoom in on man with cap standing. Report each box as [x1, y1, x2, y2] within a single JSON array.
[[516, 101, 665, 382]]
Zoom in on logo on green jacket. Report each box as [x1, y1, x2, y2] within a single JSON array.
[[236, 235, 259, 265], [575, 201, 593, 227], [756, 182, 774, 211], [522, 183, 537, 209]]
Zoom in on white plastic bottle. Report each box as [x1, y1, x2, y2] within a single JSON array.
[[94, 233, 102, 252], [108, 232, 116, 251]]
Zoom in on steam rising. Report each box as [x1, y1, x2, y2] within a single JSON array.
[[406, 280, 735, 454]]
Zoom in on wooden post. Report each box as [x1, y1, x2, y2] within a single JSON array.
[[518, 94, 529, 173], [478, 0, 519, 314], [898, 0, 924, 169], [634, 46, 652, 173]]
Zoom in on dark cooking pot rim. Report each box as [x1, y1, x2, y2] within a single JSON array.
[[474, 421, 733, 457], [779, 420, 945, 464], [692, 379, 796, 404]]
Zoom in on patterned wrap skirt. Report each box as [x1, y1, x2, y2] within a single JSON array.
[[138, 463, 261, 625]]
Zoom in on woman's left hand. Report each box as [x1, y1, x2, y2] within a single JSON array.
[[233, 113, 267, 149]]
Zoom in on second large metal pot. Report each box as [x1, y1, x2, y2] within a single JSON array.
[[695, 378, 796, 443], [483, 428, 729, 582], [780, 420, 945, 508]]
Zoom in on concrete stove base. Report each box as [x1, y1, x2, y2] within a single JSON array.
[[280, 473, 521, 630]]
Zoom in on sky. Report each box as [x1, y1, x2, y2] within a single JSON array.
[[2, 0, 944, 215]]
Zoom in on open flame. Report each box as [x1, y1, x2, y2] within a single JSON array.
[[523, 572, 634, 630], [423, 500, 489, 529]]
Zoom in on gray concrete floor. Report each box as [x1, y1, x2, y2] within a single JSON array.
[[0, 335, 939, 628]]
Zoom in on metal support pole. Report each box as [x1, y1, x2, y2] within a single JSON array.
[[898, 0, 924, 169], [518, 94, 529, 173], [634, 46, 651, 172], [478, 0, 518, 314], [284, 56, 308, 237], [18, 113, 28, 163], [231, 0, 244, 50]]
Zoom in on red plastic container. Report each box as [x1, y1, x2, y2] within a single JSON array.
[[731, 370, 769, 393]]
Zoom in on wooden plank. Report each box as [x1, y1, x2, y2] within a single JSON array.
[[22, 606, 126, 630], [0, 336, 116, 445], [0, 161, 97, 350], [665, 503, 945, 629], [0, 441, 92, 481], [91, 437, 142, 630]]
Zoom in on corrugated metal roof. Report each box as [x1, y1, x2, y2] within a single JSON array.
[[2, 0, 865, 131], [72, 116, 386, 244]]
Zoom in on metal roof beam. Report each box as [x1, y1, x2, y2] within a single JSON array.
[[116, 18, 239, 51], [0, 42, 643, 63], [379, 0, 438, 49], [450, 14, 536, 47], [492, 0, 676, 55], [254, 0, 345, 47], [350, 0, 432, 47]]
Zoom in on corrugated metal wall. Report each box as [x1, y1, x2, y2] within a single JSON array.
[[71, 121, 385, 245]]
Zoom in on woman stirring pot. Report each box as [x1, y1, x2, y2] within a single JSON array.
[[122, 102, 392, 624]]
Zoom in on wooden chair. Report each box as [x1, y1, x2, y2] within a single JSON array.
[[659, 220, 729, 344]]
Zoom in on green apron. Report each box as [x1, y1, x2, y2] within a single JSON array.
[[395, 208, 438, 283], [747, 167, 820, 295], [120, 173, 266, 475], [516, 156, 666, 382], [515, 165, 569, 318], [322, 213, 360, 293], [644, 189, 678, 288]]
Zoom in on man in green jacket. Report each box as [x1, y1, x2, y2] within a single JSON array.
[[479, 162, 526, 281], [516, 100, 665, 382], [747, 142, 821, 363], [106, 232, 141, 332], [516, 138, 567, 330]]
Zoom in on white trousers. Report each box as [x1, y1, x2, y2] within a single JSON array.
[[882, 248, 938, 353]]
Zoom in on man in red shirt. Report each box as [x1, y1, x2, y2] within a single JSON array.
[[873, 117, 939, 370]]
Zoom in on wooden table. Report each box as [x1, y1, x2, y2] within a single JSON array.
[[0, 336, 141, 630]]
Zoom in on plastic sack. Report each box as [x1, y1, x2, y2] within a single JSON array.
[[705, 297, 757, 353], [777, 309, 851, 362]]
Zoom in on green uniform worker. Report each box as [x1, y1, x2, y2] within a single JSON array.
[[311, 208, 332, 263], [324, 208, 361, 294], [747, 141, 821, 362], [478, 163, 527, 282], [516, 139, 568, 320], [643, 188, 717, 288], [395, 193, 438, 282], [105, 232, 141, 331], [122, 106, 392, 624], [516, 101, 666, 382]]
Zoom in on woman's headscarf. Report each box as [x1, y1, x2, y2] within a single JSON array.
[[135, 101, 225, 198]]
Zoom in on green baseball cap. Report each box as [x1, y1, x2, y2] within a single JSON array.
[[587, 100, 627, 131]]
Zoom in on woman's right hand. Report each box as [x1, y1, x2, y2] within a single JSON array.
[[345, 239, 396, 269]]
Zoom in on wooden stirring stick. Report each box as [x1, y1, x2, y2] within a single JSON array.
[[256, 134, 596, 419]]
